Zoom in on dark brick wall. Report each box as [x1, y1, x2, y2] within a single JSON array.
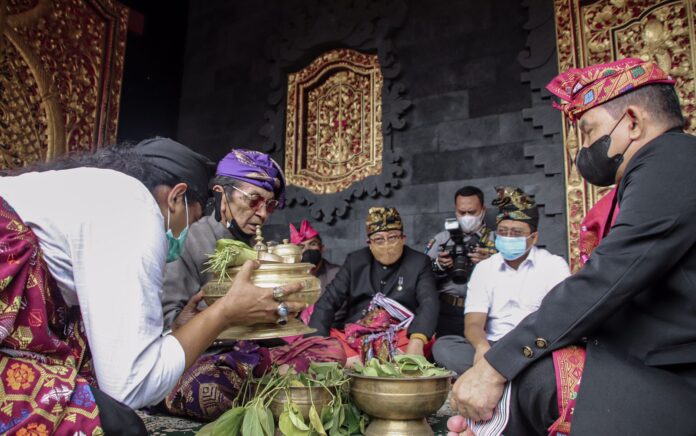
[[178, 0, 567, 265], [117, 0, 189, 143]]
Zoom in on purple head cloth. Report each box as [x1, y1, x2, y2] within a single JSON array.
[[216, 149, 286, 207]]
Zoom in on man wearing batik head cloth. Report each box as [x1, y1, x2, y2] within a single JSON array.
[[289, 220, 340, 293], [448, 58, 696, 436], [310, 207, 439, 364], [289, 220, 345, 325]]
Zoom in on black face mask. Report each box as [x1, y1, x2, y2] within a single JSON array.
[[301, 249, 322, 266], [227, 219, 253, 246], [576, 113, 632, 187], [214, 190, 253, 245]]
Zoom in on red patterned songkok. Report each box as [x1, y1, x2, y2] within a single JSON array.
[[290, 219, 319, 244], [546, 58, 675, 122]]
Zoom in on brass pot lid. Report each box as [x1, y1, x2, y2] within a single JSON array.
[[269, 239, 302, 263]]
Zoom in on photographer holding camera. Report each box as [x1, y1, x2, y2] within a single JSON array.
[[425, 186, 496, 338]]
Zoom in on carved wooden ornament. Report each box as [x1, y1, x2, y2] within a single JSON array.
[[284, 48, 384, 195], [0, 0, 127, 169]]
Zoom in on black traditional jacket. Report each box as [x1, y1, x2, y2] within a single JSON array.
[[487, 130, 696, 434], [309, 246, 439, 338]]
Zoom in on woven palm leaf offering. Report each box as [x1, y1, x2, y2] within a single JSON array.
[[349, 355, 452, 436], [196, 362, 368, 436], [201, 226, 321, 340]]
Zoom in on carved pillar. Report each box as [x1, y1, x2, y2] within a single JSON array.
[[0, 0, 128, 169], [554, 0, 695, 270]]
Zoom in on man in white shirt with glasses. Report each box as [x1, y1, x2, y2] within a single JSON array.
[[432, 186, 570, 376]]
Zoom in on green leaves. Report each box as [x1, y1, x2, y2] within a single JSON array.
[[279, 411, 309, 436], [309, 405, 326, 435], [199, 363, 367, 436], [308, 362, 345, 384], [241, 406, 263, 436], [258, 405, 275, 436], [211, 406, 244, 436], [203, 238, 257, 280], [352, 354, 452, 378], [287, 403, 310, 431]]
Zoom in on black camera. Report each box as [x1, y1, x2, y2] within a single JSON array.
[[440, 218, 479, 284]]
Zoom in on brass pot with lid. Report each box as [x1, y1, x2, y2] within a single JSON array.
[[201, 227, 321, 340]]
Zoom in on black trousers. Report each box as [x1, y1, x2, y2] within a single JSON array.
[[92, 387, 148, 436], [504, 354, 559, 436], [436, 299, 465, 338]]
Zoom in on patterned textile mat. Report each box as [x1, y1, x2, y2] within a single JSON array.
[[137, 394, 456, 435]]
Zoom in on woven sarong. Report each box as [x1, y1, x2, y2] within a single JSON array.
[[163, 337, 346, 421], [0, 196, 102, 435]]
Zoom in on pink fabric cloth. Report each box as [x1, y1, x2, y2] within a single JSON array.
[[548, 346, 587, 436], [289, 220, 319, 245], [579, 187, 619, 265], [256, 336, 346, 374], [330, 327, 410, 359]]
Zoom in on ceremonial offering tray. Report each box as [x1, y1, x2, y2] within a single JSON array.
[[201, 227, 321, 340], [349, 373, 451, 435]]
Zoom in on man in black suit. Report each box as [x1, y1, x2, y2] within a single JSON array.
[[309, 207, 439, 358], [448, 58, 696, 435]]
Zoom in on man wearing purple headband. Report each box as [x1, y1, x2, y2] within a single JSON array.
[[161, 149, 286, 331], [159, 149, 345, 421]]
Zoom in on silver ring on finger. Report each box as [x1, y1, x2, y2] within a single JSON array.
[[276, 302, 289, 325], [272, 286, 285, 302]]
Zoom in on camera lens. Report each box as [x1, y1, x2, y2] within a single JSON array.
[[451, 255, 472, 284]]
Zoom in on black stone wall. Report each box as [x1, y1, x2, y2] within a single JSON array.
[[117, 0, 189, 142], [178, 0, 566, 265]]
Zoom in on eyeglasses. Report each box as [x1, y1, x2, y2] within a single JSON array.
[[496, 227, 531, 237], [368, 234, 404, 246], [230, 185, 280, 213]]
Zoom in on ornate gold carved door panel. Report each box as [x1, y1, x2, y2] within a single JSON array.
[[554, 0, 695, 271], [0, 0, 128, 169], [284, 48, 384, 195]]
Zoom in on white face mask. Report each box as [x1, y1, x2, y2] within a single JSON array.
[[458, 212, 484, 234]]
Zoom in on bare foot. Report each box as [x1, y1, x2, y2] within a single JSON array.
[[447, 415, 476, 436]]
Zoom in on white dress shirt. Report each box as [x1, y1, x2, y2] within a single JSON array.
[[0, 168, 185, 408], [465, 246, 570, 341]]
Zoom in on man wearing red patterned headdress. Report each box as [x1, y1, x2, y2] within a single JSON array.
[[289, 220, 342, 324], [448, 58, 696, 435], [289, 220, 340, 293]]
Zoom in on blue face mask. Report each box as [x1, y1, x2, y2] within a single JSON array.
[[165, 196, 190, 263], [495, 235, 531, 261]]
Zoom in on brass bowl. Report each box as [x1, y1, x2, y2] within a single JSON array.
[[200, 262, 321, 340], [268, 385, 336, 421], [201, 262, 321, 306], [349, 373, 452, 436]]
